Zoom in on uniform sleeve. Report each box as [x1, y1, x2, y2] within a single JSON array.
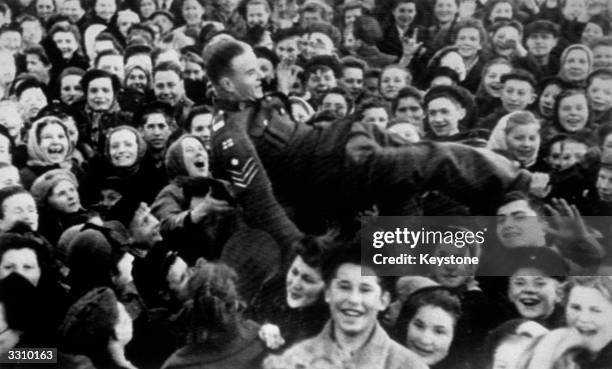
[[346, 136, 533, 214], [211, 110, 304, 261]]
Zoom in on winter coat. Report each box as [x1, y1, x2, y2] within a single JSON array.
[[161, 320, 266, 369], [275, 320, 428, 369]]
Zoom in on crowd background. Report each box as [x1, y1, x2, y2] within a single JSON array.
[[0, 0, 612, 368]]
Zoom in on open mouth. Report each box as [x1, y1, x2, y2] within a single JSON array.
[[47, 145, 65, 155], [340, 308, 364, 318], [518, 297, 541, 307], [289, 291, 302, 301], [193, 159, 206, 169]]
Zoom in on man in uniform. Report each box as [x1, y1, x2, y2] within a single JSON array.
[[206, 39, 533, 260]]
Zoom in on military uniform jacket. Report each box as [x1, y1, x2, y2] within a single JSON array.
[[211, 94, 534, 248]]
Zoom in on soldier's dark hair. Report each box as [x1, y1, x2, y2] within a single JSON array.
[[206, 40, 249, 87]]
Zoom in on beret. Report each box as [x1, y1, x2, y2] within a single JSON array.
[[30, 169, 78, 205]]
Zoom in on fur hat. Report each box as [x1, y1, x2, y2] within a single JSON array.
[[59, 287, 119, 354]]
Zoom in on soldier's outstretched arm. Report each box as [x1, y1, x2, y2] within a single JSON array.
[[346, 136, 533, 213], [211, 111, 304, 260]]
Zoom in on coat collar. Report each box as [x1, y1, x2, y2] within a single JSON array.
[[313, 320, 394, 369]]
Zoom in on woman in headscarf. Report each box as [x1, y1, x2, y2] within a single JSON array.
[[487, 110, 544, 170], [19, 116, 83, 190], [558, 44, 593, 86]]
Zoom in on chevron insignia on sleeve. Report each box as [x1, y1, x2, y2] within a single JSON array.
[[227, 157, 259, 188]]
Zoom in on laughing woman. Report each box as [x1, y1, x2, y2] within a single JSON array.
[[249, 236, 329, 351], [70, 69, 132, 154], [85, 125, 165, 205], [565, 276, 612, 369], [395, 287, 462, 369], [19, 116, 83, 190]]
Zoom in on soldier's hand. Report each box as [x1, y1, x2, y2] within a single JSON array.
[[258, 323, 285, 350], [189, 192, 234, 223]]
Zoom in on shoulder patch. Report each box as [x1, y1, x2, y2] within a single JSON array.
[[222, 138, 234, 150], [212, 111, 226, 131]]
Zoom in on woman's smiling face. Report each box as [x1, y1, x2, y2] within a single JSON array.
[[39, 123, 69, 163]]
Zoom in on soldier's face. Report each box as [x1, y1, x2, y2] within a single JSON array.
[[226, 50, 264, 100]]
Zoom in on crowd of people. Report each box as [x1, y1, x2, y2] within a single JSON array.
[[0, 0, 612, 368]]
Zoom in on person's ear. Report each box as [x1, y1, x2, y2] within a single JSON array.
[[324, 286, 331, 304], [457, 106, 466, 121], [379, 290, 391, 311], [220, 76, 235, 94], [528, 92, 537, 105]]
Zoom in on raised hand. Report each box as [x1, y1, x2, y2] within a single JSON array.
[[276, 57, 298, 95], [401, 28, 423, 58], [529, 172, 551, 198]]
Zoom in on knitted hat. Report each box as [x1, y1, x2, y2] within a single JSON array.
[[165, 134, 205, 180], [59, 287, 119, 354], [30, 169, 78, 205]]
